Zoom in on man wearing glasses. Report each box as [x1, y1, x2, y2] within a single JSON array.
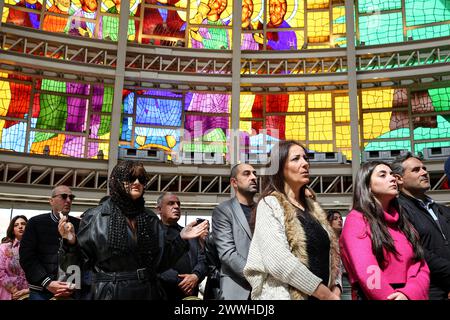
[[19, 185, 80, 300]]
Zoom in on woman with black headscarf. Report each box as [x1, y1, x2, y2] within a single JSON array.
[[58, 161, 209, 300]]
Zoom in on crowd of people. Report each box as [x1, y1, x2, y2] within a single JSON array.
[[0, 144, 449, 300]]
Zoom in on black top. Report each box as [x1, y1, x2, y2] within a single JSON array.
[[59, 199, 189, 300], [296, 208, 330, 294], [19, 212, 80, 292], [240, 203, 253, 225], [159, 223, 208, 300]]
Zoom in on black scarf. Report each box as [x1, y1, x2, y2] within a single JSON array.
[[107, 161, 158, 268]]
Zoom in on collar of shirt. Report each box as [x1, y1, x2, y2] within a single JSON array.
[[50, 211, 60, 222], [12, 238, 20, 248], [415, 195, 435, 210]]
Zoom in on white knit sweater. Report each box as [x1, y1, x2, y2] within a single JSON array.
[[243, 196, 324, 300]]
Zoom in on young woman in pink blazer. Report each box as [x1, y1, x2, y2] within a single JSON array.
[[340, 161, 429, 300]]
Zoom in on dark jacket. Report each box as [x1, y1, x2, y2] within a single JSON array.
[[203, 233, 222, 300], [59, 199, 189, 300], [19, 212, 80, 293], [158, 223, 207, 299], [399, 193, 450, 299]]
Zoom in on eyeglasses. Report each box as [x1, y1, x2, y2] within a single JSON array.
[[127, 175, 147, 185], [53, 193, 75, 201]]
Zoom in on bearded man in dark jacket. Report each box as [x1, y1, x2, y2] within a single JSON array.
[[392, 153, 450, 300]]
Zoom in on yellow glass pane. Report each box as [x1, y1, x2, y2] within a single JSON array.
[[239, 120, 253, 134], [335, 125, 351, 148], [308, 93, 332, 109], [340, 149, 352, 160], [276, 0, 304, 28], [2, 8, 9, 23], [174, 0, 188, 9], [308, 111, 332, 140], [308, 143, 333, 152], [240, 94, 255, 117], [0, 75, 11, 117], [286, 115, 306, 140], [288, 94, 306, 112], [307, 0, 329, 9], [0, 119, 4, 142], [362, 89, 394, 109], [307, 11, 330, 42], [30, 134, 65, 156], [332, 7, 346, 34], [308, 44, 331, 49], [98, 133, 111, 159], [362, 112, 392, 140], [335, 95, 350, 122], [295, 30, 305, 49]]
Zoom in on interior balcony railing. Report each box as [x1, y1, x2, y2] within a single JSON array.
[[2, 25, 450, 91], [0, 152, 448, 211]]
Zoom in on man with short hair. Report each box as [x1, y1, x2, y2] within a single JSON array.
[[392, 153, 450, 300], [20, 185, 80, 300], [211, 163, 258, 299], [157, 192, 207, 299]]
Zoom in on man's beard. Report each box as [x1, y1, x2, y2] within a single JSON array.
[[238, 185, 258, 197]]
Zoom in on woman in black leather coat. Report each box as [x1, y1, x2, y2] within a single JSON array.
[[58, 161, 209, 300]]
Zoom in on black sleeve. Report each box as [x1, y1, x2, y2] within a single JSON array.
[[19, 218, 51, 287], [191, 240, 208, 282], [59, 209, 95, 275], [404, 202, 450, 291], [156, 222, 189, 272]]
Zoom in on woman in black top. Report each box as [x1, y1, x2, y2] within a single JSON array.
[[58, 160, 208, 300]]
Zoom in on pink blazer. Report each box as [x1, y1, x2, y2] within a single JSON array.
[[340, 209, 429, 300]]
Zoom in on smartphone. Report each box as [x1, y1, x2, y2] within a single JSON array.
[[196, 218, 206, 225]]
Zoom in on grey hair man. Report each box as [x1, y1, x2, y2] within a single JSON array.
[[392, 153, 450, 300], [211, 163, 258, 299], [157, 192, 208, 299]]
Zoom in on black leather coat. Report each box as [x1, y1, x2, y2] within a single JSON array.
[[60, 199, 189, 300]]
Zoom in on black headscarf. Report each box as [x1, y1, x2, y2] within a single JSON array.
[[107, 161, 157, 268]]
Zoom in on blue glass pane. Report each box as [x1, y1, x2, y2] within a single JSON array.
[[0, 121, 27, 152], [136, 96, 182, 126]]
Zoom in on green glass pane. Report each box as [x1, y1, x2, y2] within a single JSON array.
[[429, 87, 450, 112], [202, 128, 227, 142], [414, 141, 450, 154], [359, 13, 403, 45], [407, 24, 450, 41], [405, 0, 450, 26], [35, 80, 67, 135], [182, 143, 227, 153], [358, 0, 401, 13], [365, 115, 450, 151], [98, 115, 111, 137], [102, 87, 114, 113], [365, 139, 411, 151]]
